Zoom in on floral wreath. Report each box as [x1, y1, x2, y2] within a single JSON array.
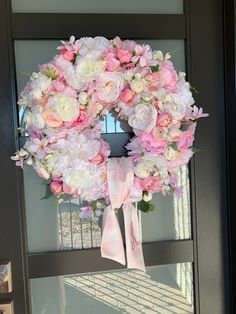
[[12, 36, 208, 270]]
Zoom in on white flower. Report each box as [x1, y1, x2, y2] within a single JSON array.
[[76, 55, 105, 82], [153, 50, 164, 61], [165, 99, 186, 120], [164, 147, 179, 161], [130, 79, 145, 93], [77, 37, 109, 57], [24, 106, 45, 129], [134, 160, 155, 178], [48, 93, 80, 122], [78, 91, 89, 105], [128, 104, 157, 132], [95, 72, 124, 103], [63, 167, 91, 189], [143, 191, 152, 202], [30, 72, 51, 99]]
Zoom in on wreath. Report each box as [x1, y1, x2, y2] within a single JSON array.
[[12, 36, 208, 270]]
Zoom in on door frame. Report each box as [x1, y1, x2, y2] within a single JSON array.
[[0, 0, 231, 313]]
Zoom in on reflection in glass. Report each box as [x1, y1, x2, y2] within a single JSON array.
[[30, 263, 194, 314]]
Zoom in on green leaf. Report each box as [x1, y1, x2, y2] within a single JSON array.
[[150, 64, 160, 73], [180, 124, 188, 131], [43, 66, 59, 80], [170, 142, 178, 150], [41, 182, 53, 200], [137, 200, 155, 213]]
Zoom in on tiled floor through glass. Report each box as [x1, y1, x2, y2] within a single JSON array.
[[63, 266, 194, 314]]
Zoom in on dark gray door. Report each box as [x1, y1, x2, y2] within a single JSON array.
[[0, 0, 230, 313]]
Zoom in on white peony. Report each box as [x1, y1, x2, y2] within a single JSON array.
[[128, 104, 157, 132], [30, 72, 51, 99], [63, 167, 91, 189], [77, 37, 110, 57], [134, 160, 155, 178], [48, 93, 80, 122], [76, 55, 105, 82]]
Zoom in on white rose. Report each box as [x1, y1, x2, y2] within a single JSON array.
[[164, 147, 179, 161], [143, 191, 152, 202], [130, 79, 145, 93], [78, 92, 89, 105], [128, 104, 157, 132], [134, 160, 155, 178], [95, 72, 124, 103], [48, 93, 80, 122], [76, 55, 105, 82], [63, 168, 90, 189]]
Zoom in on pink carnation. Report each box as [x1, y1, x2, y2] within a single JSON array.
[[117, 49, 132, 63]]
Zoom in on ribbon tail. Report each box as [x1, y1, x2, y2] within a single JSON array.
[[123, 202, 146, 272], [101, 206, 125, 265]]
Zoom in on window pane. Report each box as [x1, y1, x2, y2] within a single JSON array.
[[15, 39, 190, 253], [12, 0, 183, 14], [30, 263, 194, 313]]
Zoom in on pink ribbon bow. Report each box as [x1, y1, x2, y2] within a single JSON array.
[[101, 157, 145, 271]]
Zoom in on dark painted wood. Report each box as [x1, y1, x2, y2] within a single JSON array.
[[28, 240, 193, 278], [223, 0, 235, 312], [0, 0, 30, 312], [185, 0, 230, 313], [11, 13, 186, 40]]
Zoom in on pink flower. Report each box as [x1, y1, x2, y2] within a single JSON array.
[[159, 60, 178, 92], [42, 109, 63, 128], [169, 129, 183, 141], [95, 72, 124, 103], [135, 176, 162, 192], [50, 181, 63, 195], [35, 165, 50, 180], [67, 110, 90, 129], [177, 130, 194, 150], [120, 88, 136, 104], [63, 183, 76, 195], [60, 48, 75, 61], [117, 49, 132, 63], [79, 206, 94, 219], [139, 132, 167, 153], [90, 153, 104, 165], [157, 112, 172, 127], [132, 44, 152, 67], [168, 149, 193, 168], [105, 52, 120, 71]]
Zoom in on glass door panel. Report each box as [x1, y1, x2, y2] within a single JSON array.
[[12, 0, 183, 14], [30, 263, 194, 314]]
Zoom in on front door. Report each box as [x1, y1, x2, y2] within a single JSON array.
[[0, 0, 230, 313]]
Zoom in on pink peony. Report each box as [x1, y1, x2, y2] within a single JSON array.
[[177, 130, 194, 150], [159, 60, 178, 92], [50, 181, 63, 195], [117, 49, 132, 63], [95, 72, 124, 103], [139, 132, 167, 153], [120, 88, 136, 104], [157, 112, 172, 127], [69, 110, 90, 129]]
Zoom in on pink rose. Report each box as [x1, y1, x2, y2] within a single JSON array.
[[157, 112, 172, 127], [139, 132, 167, 153], [63, 183, 76, 195], [50, 181, 63, 195], [135, 176, 161, 192], [117, 49, 132, 63], [90, 153, 104, 165], [177, 131, 194, 150], [42, 109, 63, 128], [105, 52, 120, 71], [159, 60, 178, 92], [60, 48, 75, 61], [169, 129, 183, 141], [120, 88, 136, 104]]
